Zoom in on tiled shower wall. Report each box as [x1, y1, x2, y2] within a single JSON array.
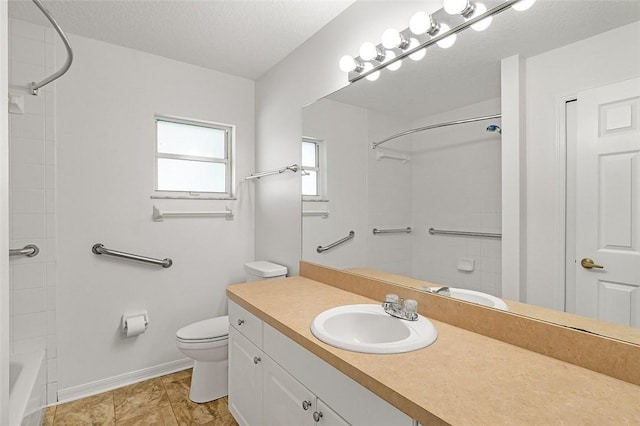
[[8, 18, 58, 404]]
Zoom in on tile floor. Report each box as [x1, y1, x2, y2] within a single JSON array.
[[42, 369, 239, 426]]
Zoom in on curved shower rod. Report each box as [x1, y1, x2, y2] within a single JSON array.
[[30, 0, 74, 95], [371, 113, 502, 149]]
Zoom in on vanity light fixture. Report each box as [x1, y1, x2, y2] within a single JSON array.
[[436, 24, 457, 48], [409, 11, 440, 36], [469, 3, 493, 31], [443, 0, 475, 17], [512, 0, 535, 11], [339, 0, 533, 83]]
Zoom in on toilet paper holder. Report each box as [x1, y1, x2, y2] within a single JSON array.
[[121, 312, 149, 336]]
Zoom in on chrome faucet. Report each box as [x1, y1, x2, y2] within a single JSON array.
[[382, 294, 418, 321], [428, 287, 451, 296]]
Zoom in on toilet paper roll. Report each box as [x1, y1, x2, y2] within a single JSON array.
[[124, 315, 147, 337]]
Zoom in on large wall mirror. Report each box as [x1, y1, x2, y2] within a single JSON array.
[[302, 1, 640, 345]]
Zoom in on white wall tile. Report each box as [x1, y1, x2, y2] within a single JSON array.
[[46, 238, 57, 262], [12, 262, 46, 290], [10, 36, 45, 66], [46, 310, 56, 335], [11, 189, 45, 213], [46, 214, 56, 238], [9, 19, 45, 42], [12, 213, 46, 239], [13, 287, 46, 315], [47, 334, 57, 359], [11, 162, 45, 189], [47, 358, 57, 382], [45, 165, 55, 189], [46, 382, 58, 404], [45, 141, 55, 165], [46, 262, 57, 287], [45, 189, 55, 213], [10, 113, 45, 141], [46, 286, 56, 311], [10, 60, 45, 91], [13, 312, 47, 340], [10, 138, 45, 164], [12, 337, 46, 355]]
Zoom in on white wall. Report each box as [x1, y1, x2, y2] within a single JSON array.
[[55, 34, 255, 397], [411, 98, 502, 293], [255, 1, 435, 274], [1, 3, 10, 424], [523, 22, 640, 309], [8, 18, 58, 404]]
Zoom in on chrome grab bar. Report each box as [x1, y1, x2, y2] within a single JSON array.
[[9, 244, 39, 257], [30, 0, 74, 95], [373, 227, 412, 235], [428, 227, 501, 239], [92, 243, 173, 268], [316, 231, 355, 253]]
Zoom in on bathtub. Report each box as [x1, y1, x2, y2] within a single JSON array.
[[9, 351, 46, 426]]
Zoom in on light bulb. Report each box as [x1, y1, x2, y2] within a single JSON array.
[[381, 28, 402, 49], [470, 3, 492, 31], [512, 0, 535, 11], [363, 62, 380, 81], [360, 42, 380, 61], [409, 11, 429, 35], [436, 24, 457, 49], [444, 0, 471, 15], [339, 55, 357, 73], [385, 51, 402, 71], [408, 38, 426, 61]]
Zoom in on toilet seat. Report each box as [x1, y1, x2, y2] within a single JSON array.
[[176, 316, 228, 343]]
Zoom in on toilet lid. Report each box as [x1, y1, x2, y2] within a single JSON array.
[[176, 316, 229, 340]]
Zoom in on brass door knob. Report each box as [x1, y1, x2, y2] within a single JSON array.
[[581, 258, 604, 269]]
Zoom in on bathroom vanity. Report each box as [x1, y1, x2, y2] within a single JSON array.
[[226, 265, 640, 425]]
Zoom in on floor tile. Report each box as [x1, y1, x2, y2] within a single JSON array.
[[113, 378, 172, 422], [165, 378, 229, 425], [43, 406, 56, 426], [161, 369, 192, 385], [53, 391, 115, 426], [114, 406, 178, 426]]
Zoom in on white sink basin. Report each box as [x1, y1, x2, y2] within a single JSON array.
[[310, 304, 437, 354], [426, 287, 508, 311]]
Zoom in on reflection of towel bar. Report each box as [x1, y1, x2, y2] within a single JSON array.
[[92, 243, 173, 268], [317, 231, 355, 253], [245, 164, 299, 180], [303, 210, 329, 218], [428, 227, 501, 239], [153, 206, 234, 221], [373, 227, 412, 235]]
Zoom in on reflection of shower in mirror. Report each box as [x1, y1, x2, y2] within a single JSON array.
[[486, 124, 502, 134]]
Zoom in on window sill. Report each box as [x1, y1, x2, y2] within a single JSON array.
[[151, 195, 237, 201]]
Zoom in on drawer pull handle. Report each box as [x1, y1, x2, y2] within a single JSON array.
[[253, 356, 261, 364], [237, 319, 245, 326], [313, 411, 323, 422], [302, 400, 312, 410]]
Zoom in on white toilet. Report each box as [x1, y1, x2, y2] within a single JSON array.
[[176, 261, 287, 403]]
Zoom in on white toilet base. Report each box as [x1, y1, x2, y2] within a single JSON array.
[[189, 359, 228, 403]]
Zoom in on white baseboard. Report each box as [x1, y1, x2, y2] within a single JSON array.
[[56, 358, 193, 404]]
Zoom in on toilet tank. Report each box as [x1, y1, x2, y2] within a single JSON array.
[[244, 261, 288, 282]]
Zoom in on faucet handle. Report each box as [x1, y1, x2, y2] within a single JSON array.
[[385, 293, 399, 303], [403, 299, 418, 314]]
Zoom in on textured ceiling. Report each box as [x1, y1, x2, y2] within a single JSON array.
[[8, 0, 356, 80]]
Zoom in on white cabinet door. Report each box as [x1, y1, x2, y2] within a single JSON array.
[[229, 327, 263, 426], [263, 355, 316, 426], [314, 399, 350, 426]]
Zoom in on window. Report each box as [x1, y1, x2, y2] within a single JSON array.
[[154, 116, 233, 198], [301, 137, 326, 200]]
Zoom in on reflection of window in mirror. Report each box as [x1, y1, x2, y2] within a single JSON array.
[[301, 137, 327, 201]]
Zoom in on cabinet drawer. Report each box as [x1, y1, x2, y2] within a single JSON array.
[[229, 300, 263, 347]]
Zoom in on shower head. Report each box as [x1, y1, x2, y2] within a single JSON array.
[[486, 124, 502, 134]]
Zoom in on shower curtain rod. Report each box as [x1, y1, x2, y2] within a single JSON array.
[[30, 0, 74, 95], [371, 113, 501, 149]]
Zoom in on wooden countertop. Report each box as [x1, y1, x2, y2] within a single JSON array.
[[227, 276, 640, 425]]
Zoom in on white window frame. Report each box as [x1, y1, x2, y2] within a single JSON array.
[[152, 115, 235, 200], [302, 136, 327, 201]]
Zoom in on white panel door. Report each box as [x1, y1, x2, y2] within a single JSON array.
[[575, 77, 640, 327], [263, 355, 315, 426]]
